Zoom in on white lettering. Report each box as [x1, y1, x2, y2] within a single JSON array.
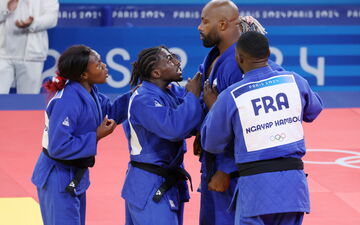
[[347, 10, 360, 18], [300, 47, 325, 86], [106, 48, 131, 88]]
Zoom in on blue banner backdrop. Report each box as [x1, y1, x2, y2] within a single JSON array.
[[58, 4, 360, 27], [58, 0, 360, 5], [41, 4, 360, 94]]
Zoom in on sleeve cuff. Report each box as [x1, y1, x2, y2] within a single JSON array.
[[215, 153, 238, 174]]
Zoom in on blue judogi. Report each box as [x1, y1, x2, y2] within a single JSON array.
[[201, 66, 323, 225], [198, 44, 283, 225], [122, 81, 203, 225], [31, 81, 129, 225]]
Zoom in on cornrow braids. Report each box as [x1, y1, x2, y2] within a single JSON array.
[[130, 46, 170, 87]]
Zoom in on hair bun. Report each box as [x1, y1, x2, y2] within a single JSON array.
[[44, 74, 67, 92]]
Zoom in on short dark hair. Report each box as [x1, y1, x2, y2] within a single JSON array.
[[236, 31, 269, 59], [57, 45, 92, 81], [130, 45, 169, 87]]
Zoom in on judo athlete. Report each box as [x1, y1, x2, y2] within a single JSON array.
[[122, 46, 203, 225], [31, 45, 130, 225], [201, 31, 323, 225], [195, 1, 283, 224]]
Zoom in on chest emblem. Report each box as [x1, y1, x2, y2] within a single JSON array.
[[154, 100, 163, 107], [62, 117, 70, 127]]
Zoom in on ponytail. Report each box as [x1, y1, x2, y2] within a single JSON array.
[[43, 72, 67, 93]]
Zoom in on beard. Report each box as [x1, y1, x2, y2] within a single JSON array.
[[201, 29, 220, 48]]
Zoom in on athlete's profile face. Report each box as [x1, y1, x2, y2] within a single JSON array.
[[198, 6, 221, 48], [200, 25, 220, 48], [84, 51, 108, 85], [155, 48, 183, 82]]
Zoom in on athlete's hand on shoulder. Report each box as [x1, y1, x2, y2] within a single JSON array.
[[96, 115, 117, 141], [185, 72, 202, 98], [208, 170, 230, 192], [203, 79, 218, 109]]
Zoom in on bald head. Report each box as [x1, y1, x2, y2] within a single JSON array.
[[198, 0, 241, 52], [203, 0, 239, 23]]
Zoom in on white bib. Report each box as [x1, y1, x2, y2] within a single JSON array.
[[231, 75, 303, 152]]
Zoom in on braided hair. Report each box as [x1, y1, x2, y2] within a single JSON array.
[[130, 45, 169, 87], [239, 16, 267, 35]]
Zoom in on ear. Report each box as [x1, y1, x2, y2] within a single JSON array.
[[266, 49, 271, 58], [80, 72, 88, 81], [218, 19, 228, 31], [236, 54, 245, 73], [236, 53, 244, 65], [239, 55, 244, 64], [151, 69, 161, 79]]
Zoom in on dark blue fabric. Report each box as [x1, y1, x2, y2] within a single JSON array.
[[32, 81, 129, 224], [122, 81, 203, 223], [201, 66, 323, 218]]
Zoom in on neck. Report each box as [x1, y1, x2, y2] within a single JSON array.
[[217, 30, 241, 54], [80, 81, 92, 93], [148, 79, 170, 90], [242, 60, 268, 74]]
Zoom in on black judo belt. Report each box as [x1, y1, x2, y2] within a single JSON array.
[[130, 161, 193, 203], [237, 157, 304, 177], [42, 148, 95, 195], [204, 152, 216, 183]]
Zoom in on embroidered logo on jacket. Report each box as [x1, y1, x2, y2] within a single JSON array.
[[62, 117, 70, 126], [154, 100, 163, 107], [68, 181, 76, 188]]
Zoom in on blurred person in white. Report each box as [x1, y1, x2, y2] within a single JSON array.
[[0, 0, 59, 94]]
